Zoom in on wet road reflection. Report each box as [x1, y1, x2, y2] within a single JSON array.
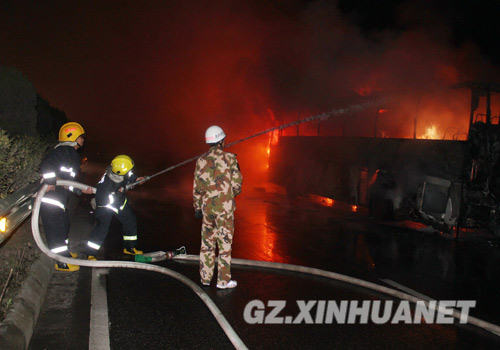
[[100, 178, 500, 348]]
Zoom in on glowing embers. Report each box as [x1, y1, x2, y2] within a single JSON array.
[[0, 217, 6, 233], [309, 194, 362, 214], [324, 198, 335, 206], [309, 194, 335, 208]]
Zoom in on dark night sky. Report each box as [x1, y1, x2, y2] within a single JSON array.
[[2, 0, 500, 178]]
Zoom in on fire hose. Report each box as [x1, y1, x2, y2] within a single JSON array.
[[31, 180, 249, 350], [32, 182, 500, 349], [126, 99, 381, 190], [173, 255, 500, 337], [31, 100, 500, 345], [32, 103, 381, 349]]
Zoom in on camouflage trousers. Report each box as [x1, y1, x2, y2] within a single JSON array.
[[199, 211, 234, 287]]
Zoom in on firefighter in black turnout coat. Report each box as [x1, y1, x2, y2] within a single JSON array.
[[85, 155, 144, 259], [40, 122, 93, 272]]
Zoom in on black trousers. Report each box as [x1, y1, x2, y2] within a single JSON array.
[[87, 202, 138, 254], [40, 202, 70, 256]]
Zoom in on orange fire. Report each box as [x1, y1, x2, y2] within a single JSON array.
[[266, 142, 271, 169], [266, 109, 280, 169], [351, 205, 358, 212], [420, 125, 440, 139]]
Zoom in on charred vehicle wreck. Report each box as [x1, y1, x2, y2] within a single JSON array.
[[269, 83, 500, 236]]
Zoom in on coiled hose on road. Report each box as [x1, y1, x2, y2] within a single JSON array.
[[31, 180, 249, 350], [32, 181, 500, 350]]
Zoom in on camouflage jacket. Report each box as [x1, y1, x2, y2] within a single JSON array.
[[193, 146, 243, 214]]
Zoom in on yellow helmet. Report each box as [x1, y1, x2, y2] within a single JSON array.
[[59, 122, 85, 142], [111, 155, 134, 175]]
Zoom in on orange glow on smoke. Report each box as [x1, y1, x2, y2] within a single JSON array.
[[358, 87, 373, 97], [347, 71, 472, 140]]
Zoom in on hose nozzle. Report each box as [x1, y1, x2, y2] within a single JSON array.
[[126, 176, 151, 190]]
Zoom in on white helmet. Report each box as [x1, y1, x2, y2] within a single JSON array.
[[205, 125, 226, 144]]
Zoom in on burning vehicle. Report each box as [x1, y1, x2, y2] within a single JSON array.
[[269, 82, 500, 236]]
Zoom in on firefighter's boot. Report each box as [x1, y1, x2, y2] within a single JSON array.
[[55, 262, 80, 272], [123, 247, 143, 255]]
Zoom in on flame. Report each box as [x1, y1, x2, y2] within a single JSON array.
[[420, 125, 440, 139], [266, 109, 280, 169], [351, 205, 358, 212], [266, 143, 271, 169], [271, 129, 279, 146], [0, 217, 6, 232]]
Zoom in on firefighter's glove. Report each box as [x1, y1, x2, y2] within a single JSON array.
[[194, 210, 203, 220]]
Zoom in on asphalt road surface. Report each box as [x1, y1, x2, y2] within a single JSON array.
[[28, 171, 500, 349]]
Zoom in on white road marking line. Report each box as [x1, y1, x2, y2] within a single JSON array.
[[89, 268, 111, 350]]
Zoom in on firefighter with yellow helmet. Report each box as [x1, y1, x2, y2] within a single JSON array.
[[40, 122, 94, 272], [85, 155, 144, 259]]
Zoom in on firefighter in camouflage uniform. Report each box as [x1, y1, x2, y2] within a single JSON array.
[[193, 125, 242, 289]]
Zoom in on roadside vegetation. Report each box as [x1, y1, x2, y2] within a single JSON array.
[[0, 65, 66, 197], [0, 65, 68, 320], [0, 130, 53, 198]]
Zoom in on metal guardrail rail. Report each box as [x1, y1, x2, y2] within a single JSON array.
[[0, 182, 41, 245]]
